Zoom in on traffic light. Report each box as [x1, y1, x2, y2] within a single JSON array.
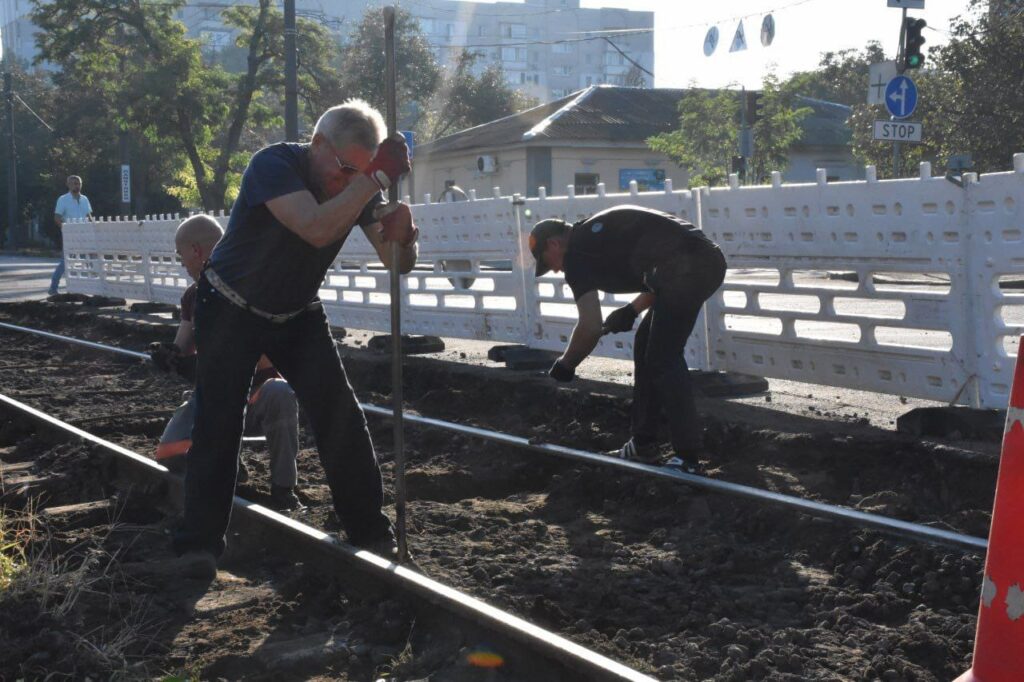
[[903, 17, 926, 70], [744, 91, 763, 125]]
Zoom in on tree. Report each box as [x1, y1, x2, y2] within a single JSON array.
[[646, 88, 736, 187], [0, 59, 62, 244], [422, 50, 538, 141], [648, 75, 810, 187], [927, 0, 1024, 173], [338, 7, 441, 130], [33, 0, 347, 211], [781, 42, 885, 107]]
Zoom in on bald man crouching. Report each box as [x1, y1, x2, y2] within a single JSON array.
[[149, 215, 303, 513]]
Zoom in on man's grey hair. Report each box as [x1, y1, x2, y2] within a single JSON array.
[[314, 99, 386, 151], [66, 175, 82, 184]]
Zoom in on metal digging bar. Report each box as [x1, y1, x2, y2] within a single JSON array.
[[0, 320, 988, 553], [382, 5, 408, 565], [0, 390, 654, 682]]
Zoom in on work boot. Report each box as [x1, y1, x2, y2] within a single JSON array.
[[269, 485, 304, 511], [612, 437, 662, 464]]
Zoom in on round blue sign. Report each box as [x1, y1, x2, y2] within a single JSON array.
[[884, 75, 918, 120]]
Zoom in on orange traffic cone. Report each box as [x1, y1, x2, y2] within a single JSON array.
[[956, 340, 1024, 682]]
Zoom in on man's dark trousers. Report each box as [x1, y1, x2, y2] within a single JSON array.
[[631, 245, 727, 454], [172, 277, 391, 556]]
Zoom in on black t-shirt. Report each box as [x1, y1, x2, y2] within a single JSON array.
[[180, 282, 198, 322], [563, 205, 715, 300], [207, 142, 383, 314]]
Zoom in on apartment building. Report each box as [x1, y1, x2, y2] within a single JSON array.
[[2, 0, 653, 103]]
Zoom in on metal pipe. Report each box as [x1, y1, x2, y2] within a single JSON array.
[[382, 5, 408, 565], [0, 390, 654, 682], [0, 321, 150, 359], [0, 321, 988, 553]]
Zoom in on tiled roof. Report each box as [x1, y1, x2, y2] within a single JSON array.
[[416, 85, 851, 155]]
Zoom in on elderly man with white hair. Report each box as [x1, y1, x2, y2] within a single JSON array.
[[171, 99, 417, 574]]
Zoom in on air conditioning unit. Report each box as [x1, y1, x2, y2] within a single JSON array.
[[477, 154, 498, 174]]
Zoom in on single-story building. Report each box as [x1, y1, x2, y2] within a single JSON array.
[[408, 85, 861, 201]]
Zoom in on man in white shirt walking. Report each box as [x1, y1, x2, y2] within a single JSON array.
[[50, 175, 92, 296]]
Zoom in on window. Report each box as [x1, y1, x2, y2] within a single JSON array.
[[501, 47, 527, 62], [553, 43, 573, 54], [575, 173, 600, 195], [605, 52, 626, 66], [606, 75, 626, 86], [554, 65, 572, 76], [478, 25, 487, 36], [500, 22, 526, 38]]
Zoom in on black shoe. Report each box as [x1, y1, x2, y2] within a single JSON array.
[[354, 534, 418, 567], [269, 485, 304, 511]]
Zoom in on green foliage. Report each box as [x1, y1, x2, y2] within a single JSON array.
[[0, 509, 28, 591], [423, 50, 538, 141], [647, 88, 737, 187], [648, 75, 809, 187], [338, 7, 441, 129], [781, 42, 886, 107], [927, 0, 1024, 173], [32, 0, 346, 211]]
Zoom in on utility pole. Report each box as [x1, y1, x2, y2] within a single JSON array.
[[118, 55, 131, 217], [284, 0, 299, 141], [737, 87, 751, 184], [4, 71, 18, 249]]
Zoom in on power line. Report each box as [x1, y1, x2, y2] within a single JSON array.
[[603, 37, 652, 78], [397, 0, 576, 19], [13, 93, 53, 132]]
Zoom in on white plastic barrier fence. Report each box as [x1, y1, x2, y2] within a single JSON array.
[[63, 158, 1024, 408]]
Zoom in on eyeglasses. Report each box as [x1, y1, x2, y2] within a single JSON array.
[[324, 139, 360, 176]]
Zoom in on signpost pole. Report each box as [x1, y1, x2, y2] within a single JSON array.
[[893, 6, 907, 177]]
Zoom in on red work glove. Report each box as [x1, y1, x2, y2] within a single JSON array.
[[374, 202, 418, 247], [364, 133, 411, 191]]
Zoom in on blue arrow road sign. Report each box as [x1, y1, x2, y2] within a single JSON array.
[[885, 75, 918, 119]]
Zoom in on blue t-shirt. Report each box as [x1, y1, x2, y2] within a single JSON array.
[[208, 142, 382, 313]]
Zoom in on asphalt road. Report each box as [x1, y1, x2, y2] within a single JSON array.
[[0, 254, 60, 301]]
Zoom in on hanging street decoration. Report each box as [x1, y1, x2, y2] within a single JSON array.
[[730, 20, 747, 52], [761, 14, 775, 47], [703, 26, 719, 56]]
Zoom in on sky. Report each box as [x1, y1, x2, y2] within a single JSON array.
[[579, 0, 976, 89], [1, 1, 979, 90]]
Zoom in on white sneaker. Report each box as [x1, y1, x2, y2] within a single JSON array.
[[613, 438, 662, 464]]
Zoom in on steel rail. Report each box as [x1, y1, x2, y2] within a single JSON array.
[[0, 320, 988, 553], [0, 390, 654, 682]]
